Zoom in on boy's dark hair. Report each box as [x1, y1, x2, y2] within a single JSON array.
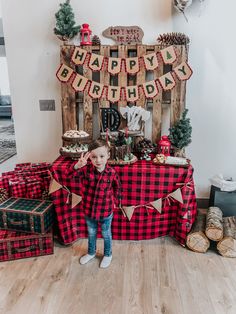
[[88, 139, 110, 152]]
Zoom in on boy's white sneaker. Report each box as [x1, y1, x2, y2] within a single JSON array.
[[79, 254, 95, 265], [100, 255, 112, 268]]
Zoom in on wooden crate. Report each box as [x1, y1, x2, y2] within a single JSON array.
[[60, 44, 188, 143]]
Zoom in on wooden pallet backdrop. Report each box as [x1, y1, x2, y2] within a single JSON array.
[[60, 44, 188, 143]]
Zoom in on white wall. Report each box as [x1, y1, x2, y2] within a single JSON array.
[[1, 0, 236, 198], [0, 57, 10, 94]]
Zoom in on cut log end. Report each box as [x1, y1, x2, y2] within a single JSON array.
[[186, 232, 210, 253], [205, 227, 223, 242], [217, 237, 236, 258]]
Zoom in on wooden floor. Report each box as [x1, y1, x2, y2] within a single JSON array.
[[1, 236, 236, 314]]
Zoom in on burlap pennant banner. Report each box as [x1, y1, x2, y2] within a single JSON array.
[[56, 64, 74, 83], [71, 74, 88, 92], [107, 86, 121, 102], [71, 47, 88, 65], [174, 61, 193, 81], [122, 206, 135, 221], [48, 178, 62, 194], [150, 198, 162, 214], [158, 72, 176, 91], [142, 80, 159, 99], [125, 85, 139, 102], [88, 53, 104, 71], [108, 57, 122, 75], [71, 193, 82, 208], [169, 188, 184, 204], [89, 81, 104, 99], [49, 177, 82, 208], [125, 57, 139, 75], [143, 52, 159, 70], [160, 46, 177, 64]]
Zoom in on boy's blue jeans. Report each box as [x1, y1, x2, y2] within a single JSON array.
[[85, 213, 113, 257]]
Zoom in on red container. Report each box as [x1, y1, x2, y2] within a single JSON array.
[[0, 229, 53, 262]]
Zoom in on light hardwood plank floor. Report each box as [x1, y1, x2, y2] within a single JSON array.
[[1, 236, 236, 314]]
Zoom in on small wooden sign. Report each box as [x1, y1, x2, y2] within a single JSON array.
[[102, 26, 144, 45]]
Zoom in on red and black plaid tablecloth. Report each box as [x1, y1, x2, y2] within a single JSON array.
[[50, 156, 197, 246]]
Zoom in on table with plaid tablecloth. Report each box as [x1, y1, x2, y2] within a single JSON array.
[[50, 156, 197, 246]]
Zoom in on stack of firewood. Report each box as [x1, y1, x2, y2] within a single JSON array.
[[186, 207, 236, 257]]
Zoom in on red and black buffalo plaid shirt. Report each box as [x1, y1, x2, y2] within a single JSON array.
[[67, 163, 121, 220]]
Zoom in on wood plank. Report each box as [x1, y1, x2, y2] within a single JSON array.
[[179, 45, 188, 114], [82, 46, 93, 138], [170, 45, 182, 127], [60, 45, 77, 133], [2, 236, 236, 313], [99, 45, 110, 109], [136, 45, 147, 108], [118, 45, 128, 130], [152, 45, 162, 143], [118, 45, 128, 108]]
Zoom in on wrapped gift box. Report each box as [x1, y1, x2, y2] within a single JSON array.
[[209, 185, 236, 217], [0, 229, 53, 262], [0, 198, 54, 234]]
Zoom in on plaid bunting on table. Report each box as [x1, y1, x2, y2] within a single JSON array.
[[50, 156, 197, 246], [0, 229, 53, 262]]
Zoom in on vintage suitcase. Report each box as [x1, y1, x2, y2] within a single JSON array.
[[0, 197, 54, 234], [0, 229, 53, 262], [209, 185, 236, 216]]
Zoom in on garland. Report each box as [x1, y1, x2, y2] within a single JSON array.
[[56, 61, 192, 102]]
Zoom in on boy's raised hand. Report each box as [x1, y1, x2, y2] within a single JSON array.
[[75, 152, 90, 169]]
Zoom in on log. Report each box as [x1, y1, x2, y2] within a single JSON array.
[[205, 206, 223, 241], [217, 216, 236, 258], [186, 212, 210, 253]]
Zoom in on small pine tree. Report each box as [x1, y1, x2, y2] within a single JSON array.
[[54, 0, 80, 41], [169, 109, 192, 150]]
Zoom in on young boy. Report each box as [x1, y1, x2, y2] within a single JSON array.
[[73, 139, 121, 268]]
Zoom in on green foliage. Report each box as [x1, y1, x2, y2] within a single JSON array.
[[168, 109, 192, 149], [54, 0, 80, 40]]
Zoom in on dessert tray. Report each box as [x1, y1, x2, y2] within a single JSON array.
[[108, 154, 138, 165], [153, 155, 190, 167]]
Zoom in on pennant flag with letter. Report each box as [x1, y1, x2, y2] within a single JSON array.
[[160, 46, 177, 64], [72, 74, 88, 92], [174, 61, 193, 81], [108, 57, 122, 75], [88, 53, 104, 71], [125, 85, 139, 102], [56, 64, 74, 83], [89, 81, 104, 99], [71, 47, 87, 65], [143, 52, 159, 70], [142, 80, 158, 99], [125, 57, 139, 75], [107, 86, 121, 103], [158, 72, 176, 91]]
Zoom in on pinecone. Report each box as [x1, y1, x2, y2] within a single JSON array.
[[0, 188, 9, 204], [157, 32, 190, 46], [92, 35, 101, 46], [42, 189, 50, 200]]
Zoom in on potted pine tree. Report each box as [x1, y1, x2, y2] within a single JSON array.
[[168, 108, 192, 157], [54, 0, 80, 44]]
